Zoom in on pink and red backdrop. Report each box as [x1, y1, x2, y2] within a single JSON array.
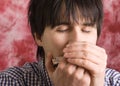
[[0, 0, 120, 71]]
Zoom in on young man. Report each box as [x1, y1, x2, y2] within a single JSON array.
[[0, 0, 120, 86]]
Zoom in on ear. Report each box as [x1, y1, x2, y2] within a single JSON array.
[[34, 33, 43, 46]]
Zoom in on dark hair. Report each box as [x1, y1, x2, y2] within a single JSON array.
[[28, 0, 103, 59]]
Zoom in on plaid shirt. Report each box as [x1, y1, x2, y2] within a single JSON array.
[[0, 59, 120, 86]]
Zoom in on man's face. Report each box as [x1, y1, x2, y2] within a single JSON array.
[[39, 21, 97, 59]]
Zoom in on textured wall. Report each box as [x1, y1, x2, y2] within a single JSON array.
[[0, 0, 37, 71], [0, 0, 120, 71], [98, 0, 120, 71]]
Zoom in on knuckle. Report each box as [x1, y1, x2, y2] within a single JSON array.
[[73, 71, 90, 85], [72, 69, 84, 80], [65, 65, 75, 75], [66, 68, 72, 75], [74, 73, 82, 80], [82, 76, 90, 85], [81, 59, 87, 67]]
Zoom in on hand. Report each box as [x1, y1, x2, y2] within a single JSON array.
[[45, 53, 91, 86], [63, 42, 107, 86]]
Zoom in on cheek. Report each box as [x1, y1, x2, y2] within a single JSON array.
[[42, 34, 68, 56], [84, 32, 97, 44], [51, 35, 68, 49], [89, 32, 97, 44], [89, 36, 97, 44]]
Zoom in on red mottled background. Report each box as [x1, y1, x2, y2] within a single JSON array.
[[0, 0, 120, 71]]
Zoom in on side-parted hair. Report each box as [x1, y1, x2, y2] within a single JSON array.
[[28, 0, 103, 59]]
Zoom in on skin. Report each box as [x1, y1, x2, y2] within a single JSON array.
[[35, 20, 107, 86]]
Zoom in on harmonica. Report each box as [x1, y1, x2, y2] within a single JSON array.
[[52, 56, 63, 68]]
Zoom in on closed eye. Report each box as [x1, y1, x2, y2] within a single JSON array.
[[55, 25, 70, 33], [81, 26, 92, 33], [57, 28, 70, 32], [82, 29, 91, 33]]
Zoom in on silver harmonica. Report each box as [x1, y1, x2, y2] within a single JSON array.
[[52, 56, 64, 67]]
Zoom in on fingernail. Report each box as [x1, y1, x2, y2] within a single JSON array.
[[66, 44, 70, 47], [64, 53, 71, 57]]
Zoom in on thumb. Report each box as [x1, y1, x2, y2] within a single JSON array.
[[45, 53, 55, 77]]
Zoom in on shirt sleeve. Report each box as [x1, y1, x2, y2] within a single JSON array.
[[105, 68, 120, 86], [0, 63, 41, 86], [0, 72, 25, 86]]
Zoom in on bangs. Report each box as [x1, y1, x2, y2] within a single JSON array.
[[44, 0, 103, 27], [33, 0, 103, 36]]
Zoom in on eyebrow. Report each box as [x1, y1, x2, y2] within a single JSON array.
[[82, 22, 95, 26], [53, 22, 70, 27], [52, 21, 95, 28]]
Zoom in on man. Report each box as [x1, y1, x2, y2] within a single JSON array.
[[0, 0, 120, 86]]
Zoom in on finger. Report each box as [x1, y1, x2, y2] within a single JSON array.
[[64, 42, 107, 61], [73, 67, 85, 80], [81, 71, 91, 85], [71, 67, 90, 86], [56, 58, 67, 72], [65, 42, 106, 56], [64, 51, 103, 65], [64, 63, 76, 75], [67, 41, 103, 53], [67, 58, 107, 75], [45, 53, 55, 77]]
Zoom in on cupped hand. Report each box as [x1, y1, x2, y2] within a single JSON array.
[[63, 42, 107, 86], [45, 53, 91, 86]]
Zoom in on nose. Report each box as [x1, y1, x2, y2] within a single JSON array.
[[69, 26, 84, 43]]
